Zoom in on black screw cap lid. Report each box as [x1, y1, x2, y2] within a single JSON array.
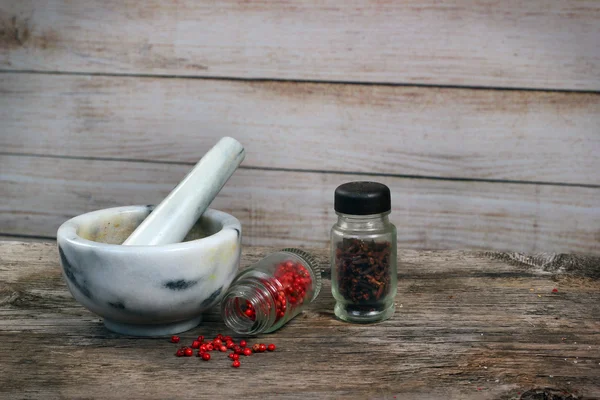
[[334, 181, 391, 215]]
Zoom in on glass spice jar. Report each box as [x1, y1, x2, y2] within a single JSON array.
[[331, 181, 397, 323], [221, 248, 321, 334]]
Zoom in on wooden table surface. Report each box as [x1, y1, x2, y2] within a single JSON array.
[[0, 241, 599, 399]]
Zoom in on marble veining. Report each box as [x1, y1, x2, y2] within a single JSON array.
[[163, 279, 199, 290], [200, 287, 223, 308], [56, 205, 242, 336], [59, 246, 93, 299]]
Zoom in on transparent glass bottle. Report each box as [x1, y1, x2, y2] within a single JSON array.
[[221, 248, 321, 334], [331, 182, 397, 323]]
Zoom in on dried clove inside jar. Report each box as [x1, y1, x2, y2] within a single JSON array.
[[330, 182, 397, 323], [335, 238, 392, 306]]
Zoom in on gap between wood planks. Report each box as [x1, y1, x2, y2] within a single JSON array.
[[2, 152, 599, 190], [1, 69, 600, 95]]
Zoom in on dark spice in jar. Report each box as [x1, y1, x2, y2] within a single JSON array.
[[335, 238, 392, 306], [331, 181, 397, 323]]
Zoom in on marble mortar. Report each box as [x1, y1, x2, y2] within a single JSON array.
[[57, 205, 242, 336]]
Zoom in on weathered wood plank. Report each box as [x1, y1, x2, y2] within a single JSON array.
[[1, 1, 599, 90], [1, 154, 599, 254], [0, 242, 598, 399], [1, 74, 599, 185]]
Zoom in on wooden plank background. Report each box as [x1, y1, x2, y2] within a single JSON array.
[[1, 0, 599, 90], [0, 0, 599, 254], [2, 154, 600, 254], [1, 73, 599, 184]]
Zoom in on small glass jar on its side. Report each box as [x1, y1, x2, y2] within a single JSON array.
[[221, 248, 321, 334], [331, 182, 397, 323]]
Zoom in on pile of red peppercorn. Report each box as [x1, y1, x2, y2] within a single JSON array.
[[171, 334, 275, 368], [243, 260, 312, 323]]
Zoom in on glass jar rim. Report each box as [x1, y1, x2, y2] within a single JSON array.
[[335, 210, 391, 218]]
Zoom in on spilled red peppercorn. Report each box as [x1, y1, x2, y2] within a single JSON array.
[[171, 333, 277, 369], [171, 335, 180, 343], [239, 340, 247, 347]]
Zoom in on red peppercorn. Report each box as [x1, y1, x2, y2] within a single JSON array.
[[197, 335, 204, 342], [184, 348, 193, 357], [206, 344, 214, 351], [219, 345, 227, 352], [552, 288, 558, 293], [239, 340, 247, 347], [216, 334, 224, 340], [201, 352, 211, 361], [258, 344, 267, 352], [267, 344, 276, 352], [252, 344, 261, 352], [199, 344, 207, 352], [232, 354, 240, 361], [232, 360, 241, 368], [233, 346, 243, 355], [243, 348, 252, 356], [213, 338, 222, 347], [176, 348, 184, 357], [224, 336, 233, 342], [228, 353, 235, 359], [191, 340, 200, 349], [171, 335, 180, 343], [226, 341, 235, 349]]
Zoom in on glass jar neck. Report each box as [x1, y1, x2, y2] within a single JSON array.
[[336, 211, 390, 231], [220, 273, 277, 335]]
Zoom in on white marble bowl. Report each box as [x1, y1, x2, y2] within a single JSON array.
[[57, 205, 241, 336]]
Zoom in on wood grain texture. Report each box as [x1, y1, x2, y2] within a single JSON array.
[[1, 73, 599, 185], [1, 1, 599, 90], [0, 242, 599, 399], [2, 154, 599, 254]]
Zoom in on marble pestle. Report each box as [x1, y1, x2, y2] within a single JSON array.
[[123, 137, 245, 246]]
